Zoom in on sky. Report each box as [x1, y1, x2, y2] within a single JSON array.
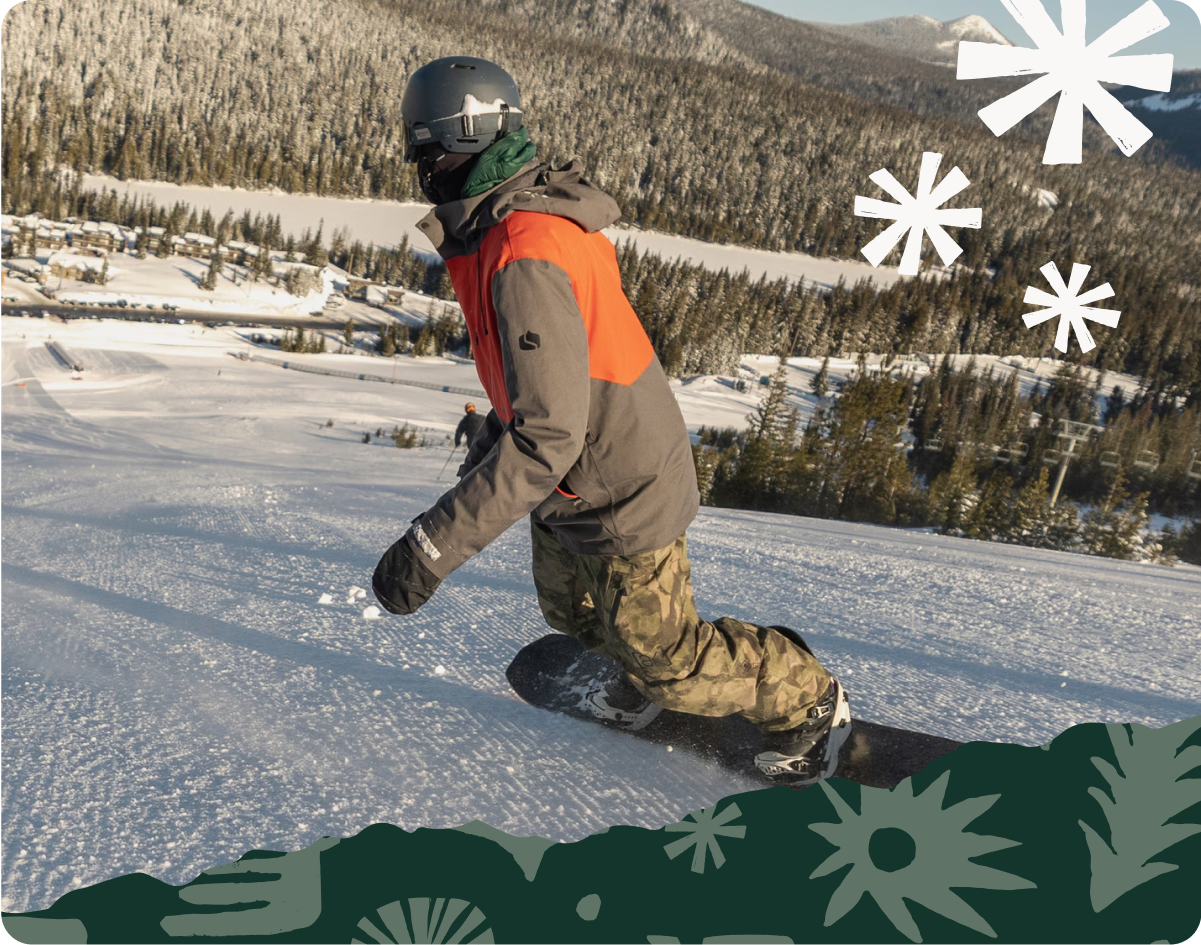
[[743, 0, 1201, 69]]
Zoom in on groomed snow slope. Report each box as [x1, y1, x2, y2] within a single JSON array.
[[3, 316, 1199, 914]]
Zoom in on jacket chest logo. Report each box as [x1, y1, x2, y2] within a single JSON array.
[[518, 331, 542, 351]]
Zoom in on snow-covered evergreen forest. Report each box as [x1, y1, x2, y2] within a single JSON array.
[[697, 355, 1201, 560], [3, 0, 1200, 398]]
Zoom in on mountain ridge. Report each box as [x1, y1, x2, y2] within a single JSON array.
[[821, 13, 1014, 67]]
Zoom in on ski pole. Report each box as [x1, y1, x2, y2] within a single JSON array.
[[437, 445, 461, 480]]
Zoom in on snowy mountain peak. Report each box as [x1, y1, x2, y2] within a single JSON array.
[[944, 14, 1013, 46], [822, 13, 1012, 67]]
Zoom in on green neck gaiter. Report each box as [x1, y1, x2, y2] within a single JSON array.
[[461, 126, 537, 199]]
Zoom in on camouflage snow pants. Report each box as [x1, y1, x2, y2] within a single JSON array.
[[530, 521, 832, 734]]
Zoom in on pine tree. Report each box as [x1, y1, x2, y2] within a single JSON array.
[[1004, 467, 1052, 546], [413, 321, 434, 356], [217, 209, 235, 246], [1082, 470, 1157, 561], [199, 251, 221, 291], [378, 324, 397, 357], [810, 355, 830, 401], [254, 249, 274, 282], [304, 221, 327, 266], [691, 443, 719, 505], [930, 451, 978, 535], [802, 370, 916, 523], [1104, 385, 1127, 424], [962, 471, 1014, 541], [155, 224, 173, 258], [330, 226, 347, 263], [1171, 519, 1201, 566], [343, 320, 355, 350], [711, 359, 796, 511], [435, 266, 455, 300]]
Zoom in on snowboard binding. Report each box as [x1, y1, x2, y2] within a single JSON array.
[[753, 677, 852, 785], [578, 672, 664, 731]]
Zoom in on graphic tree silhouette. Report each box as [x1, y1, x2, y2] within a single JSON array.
[[1079, 718, 1201, 912]]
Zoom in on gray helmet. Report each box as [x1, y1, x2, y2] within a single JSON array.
[[401, 57, 523, 163]]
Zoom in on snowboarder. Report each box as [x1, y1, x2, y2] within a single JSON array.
[[454, 402, 486, 450], [372, 56, 850, 783]]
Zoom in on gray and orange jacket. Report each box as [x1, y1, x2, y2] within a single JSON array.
[[408, 160, 699, 579]]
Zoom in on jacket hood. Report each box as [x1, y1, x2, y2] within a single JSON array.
[[416, 160, 622, 260]]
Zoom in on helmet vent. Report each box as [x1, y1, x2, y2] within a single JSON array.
[[451, 63, 477, 69]]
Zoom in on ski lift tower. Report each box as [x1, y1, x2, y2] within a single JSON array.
[[1048, 419, 1105, 507]]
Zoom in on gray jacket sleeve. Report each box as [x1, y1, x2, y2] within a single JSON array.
[[456, 408, 504, 477], [414, 258, 591, 578]]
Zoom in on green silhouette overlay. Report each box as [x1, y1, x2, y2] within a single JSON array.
[[575, 894, 601, 921], [809, 771, 1036, 942], [451, 820, 557, 882], [1, 916, 88, 944], [160, 836, 338, 937], [352, 897, 493, 944], [3, 718, 1200, 943], [647, 937, 794, 943], [663, 801, 747, 874], [1080, 718, 1201, 912]]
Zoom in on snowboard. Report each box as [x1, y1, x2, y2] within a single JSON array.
[[505, 633, 964, 790]]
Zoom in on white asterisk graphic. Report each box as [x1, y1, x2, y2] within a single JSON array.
[[957, 0, 1175, 164], [810, 773, 1035, 943], [854, 151, 982, 276], [1023, 261, 1121, 353], [663, 801, 746, 873]]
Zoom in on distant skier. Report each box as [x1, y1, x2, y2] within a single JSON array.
[[372, 57, 850, 783], [454, 402, 485, 450]]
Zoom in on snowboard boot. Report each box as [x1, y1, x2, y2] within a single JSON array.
[[754, 677, 852, 785], [580, 670, 663, 731]]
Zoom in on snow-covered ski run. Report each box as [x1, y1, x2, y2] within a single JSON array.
[[2, 316, 1199, 914]]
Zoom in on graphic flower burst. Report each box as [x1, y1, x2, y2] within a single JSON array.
[[957, 0, 1175, 164], [810, 772, 1036, 943], [663, 801, 746, 874], [1023, 261, 1121, 353], [353, 897, 493, 944], [854, 151, 982, 276]]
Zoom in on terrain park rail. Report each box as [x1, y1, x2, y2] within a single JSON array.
[[241, 353, 487, 399]]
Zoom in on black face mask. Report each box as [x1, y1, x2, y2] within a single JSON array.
[[416, 145, 478, 205]]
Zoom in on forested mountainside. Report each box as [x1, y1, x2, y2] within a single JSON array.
[[3, 0, 1199, 391], [1109, 70, 1201, 171]]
